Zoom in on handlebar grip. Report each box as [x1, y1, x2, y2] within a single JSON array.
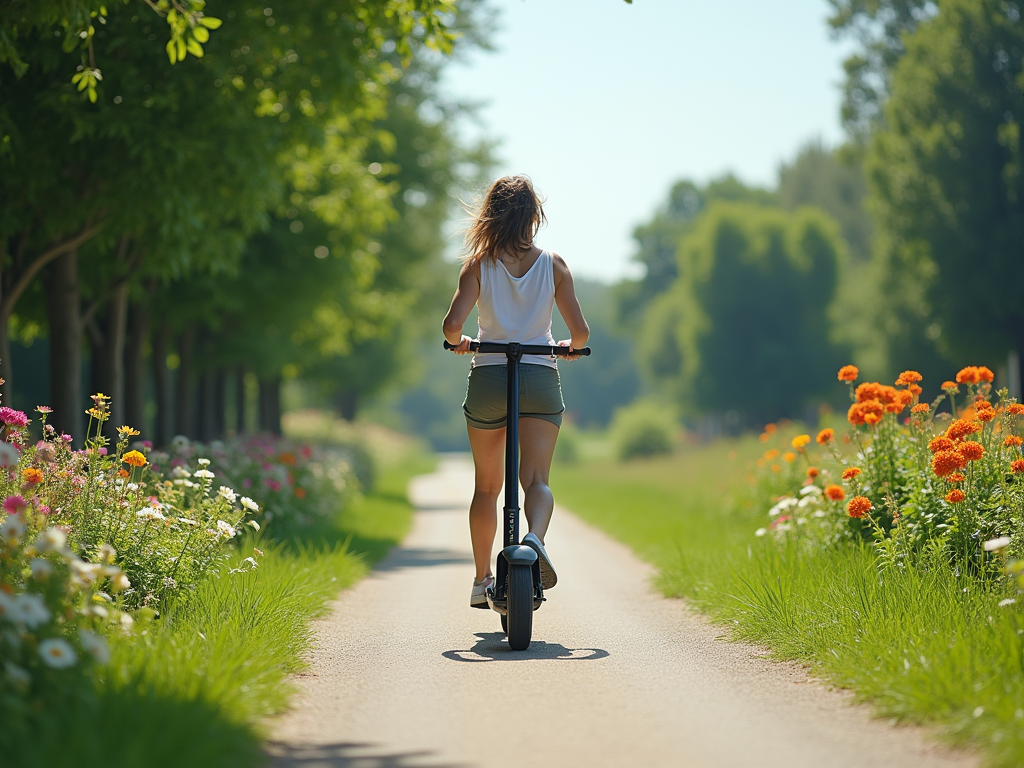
[[443, 340, 591, 356]]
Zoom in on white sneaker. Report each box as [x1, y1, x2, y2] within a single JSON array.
[[470, 576, 494, 609], [523, 532, 557, 589]]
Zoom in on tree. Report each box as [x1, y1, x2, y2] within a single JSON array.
[[868, 0, 1024, 388], [640, 202, 848, 426]]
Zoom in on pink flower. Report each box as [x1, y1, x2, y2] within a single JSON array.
[[97, 447, 107, 456], [243, 478, 252, 488], [300, 446, 312, 459], [0, 407, 28, 427], [4, 495, 27, 513], [266, 479, 282, 492], [35, 406, 53, 414], [140, 440, 153, 449], [38, 505, 51, 516]]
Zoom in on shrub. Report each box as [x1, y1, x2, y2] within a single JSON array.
[[554, 422, 581, 465], [610, 400, 676, 460]]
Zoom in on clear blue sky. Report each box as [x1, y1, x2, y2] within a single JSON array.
[[440, 0, 854, 282]]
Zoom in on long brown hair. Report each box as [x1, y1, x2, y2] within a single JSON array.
[[464, 175, 546, 264]]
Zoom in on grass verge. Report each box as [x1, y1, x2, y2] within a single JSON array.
[[13, 439, 434, 768], [554, 441, 1024, 767]]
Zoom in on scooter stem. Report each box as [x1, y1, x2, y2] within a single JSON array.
[[503, 342, 523, 548]]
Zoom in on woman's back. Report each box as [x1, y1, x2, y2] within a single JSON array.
[[474, 249, 556, 369]]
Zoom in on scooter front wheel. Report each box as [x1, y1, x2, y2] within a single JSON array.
[[505, 563, 533, 650]]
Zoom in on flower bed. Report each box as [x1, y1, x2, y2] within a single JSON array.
[[753, 365, 1024, 586]]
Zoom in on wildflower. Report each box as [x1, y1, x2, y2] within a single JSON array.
[[0, 513, 26, 546], [932, 450, 966, 477], [956, 367, 980, 385], [1008, 404, 1024, 415], [791, 434, 811, 450], [1006, 435, 1024, 448], [894, 390, 915, 409], [110, 572, 130, 592], [911, 404, 929, 414], [5, 662, 30, 687], [959, 441, 984, 461], [91, 392, 110, 402], [941, 381, 959, 394], [984, 536, 1011, 552], [254, 547, 264, 557], [34, 406, 52, 414], [240, 497, 259, 512], [171, 466, 191, 479], [79, 629, 110, 664], [136, 509, 166, 522], [97, 543, 116, 563], [945, 489, 966, 504], [928, 436, 955, 453], [21, 467, 43, 484], [947, 472, 966, 483], [842, 467, 862, 480], [816, 428, 834, 444], [763, 448, 780, 460], [247, 520, 261, 530], [3, 495, 27, 514], [782, 452, 797, 463], [194, 469, 215, 479], [977, 366, 995, 382], [294, 487, 306, 499], [197, 458, 211, 467], [117, 426, 141, 437], [895, 370, 923, 386], [824, 485, 845, 501], [217, 520, 236, 538], [177, 517, 199, 527], [39, 638, 77, 668], [217, 486, 237, 503], [806, 467, 819, 479], [848, 400, 884, 426], [0, 407, 28, 427], [864, 412, 882, 426], [1011, 459, 1024, 474], [946, 419, 982, 441], [978, 409, 996, 423], [755, 528, 767, 537], [122, 450, 147, 468], [999, 598, 1017, 607], [12, 594, 50, 627], [847, 496, 872, 518], [764, 423, 778, 434], [278, 452, 297, 466], [29, 558, 53, 579], [0, 442, 18, 467], [838, 365, 859, 382]]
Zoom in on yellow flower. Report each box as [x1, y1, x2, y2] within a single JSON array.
[[122, 450, 147, 468], [782, 452, 797, 463], [116, 425, 141, 436], [791, 434, 811, 450]]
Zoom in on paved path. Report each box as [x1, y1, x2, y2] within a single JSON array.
[[268, 455, 975, 768]]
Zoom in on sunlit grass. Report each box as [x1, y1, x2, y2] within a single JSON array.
[[554, 442, 1024, 767]]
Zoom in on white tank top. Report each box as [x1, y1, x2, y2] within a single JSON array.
[[472, 250, 557, 369]]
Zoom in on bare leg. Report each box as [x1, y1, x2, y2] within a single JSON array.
[[519, 417, 559, 544], [467, 425, 505, 582]]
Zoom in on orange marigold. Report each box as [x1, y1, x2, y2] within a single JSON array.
[[848, 400, 885, 426], [945, 489, 966, 504], [791, 434, 811, 450], [946, 472, 966, 483], [824, 485, 845, 501], [1004, 435, 1023, 447], [864, 412, 882, 426], [932, 449, 966, 477], [847, 496, 872, 518], [942, 381, 960, 393], [911, 404, 930, 414], [764, 423, 778, 434], [782, 452, 797, 463], [117, 468, 130, 479], [978, 409, 996, 423], [763, 448, 780, 460], [807, 467, 820, 479], [909, 384, 923, 396], [895, 370, 923, 386], [977, 366, 995, 383], [21, 467, 42, 484], [838, 365, 859, 382], [816, 428, 834, 444], [946, 418, 982, 441], [956, 366, 980, 385], [975, 395, 993, 406], [122, 450, 147, 468], [841, 467, 862, 480], [1007, 404, 1024, 415], [1012, 459, 1024, 473], [959, 441, 984, 461], [929, 436, 955, 453]]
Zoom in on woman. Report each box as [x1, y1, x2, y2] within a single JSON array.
[[442, 174, 589, 608]]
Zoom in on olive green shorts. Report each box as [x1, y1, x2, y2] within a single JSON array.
[[463, 364, 564, 430]]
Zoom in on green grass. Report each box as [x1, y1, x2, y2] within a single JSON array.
[[11, 446, 434, 768], [554, 440, 1024, 767]]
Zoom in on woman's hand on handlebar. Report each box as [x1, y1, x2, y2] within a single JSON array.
[[557, 339, 583, 361], [450, 335, 474, 355]]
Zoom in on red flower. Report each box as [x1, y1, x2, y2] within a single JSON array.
[[847, 496, 872, 518]]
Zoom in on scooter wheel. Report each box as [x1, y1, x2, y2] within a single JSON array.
[[505, 563, 533, 651]]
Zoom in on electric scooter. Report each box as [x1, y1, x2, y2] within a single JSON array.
[[444, 339, 591, 650]]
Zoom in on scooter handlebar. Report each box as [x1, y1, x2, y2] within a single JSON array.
[[443, 340, 591, 356]]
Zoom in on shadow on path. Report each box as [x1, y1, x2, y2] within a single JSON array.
[[267, 741, 470, 768], [442, 632, 610, 663], [373, 546, 474, 573]]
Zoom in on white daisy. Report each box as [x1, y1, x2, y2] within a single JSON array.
[[29, 558, 53, 580], [218, 486, 237, 503], [4, 662, 30, 687], [12, 593, 50, 628], [39, 637, 77, 668], [216, 520, 236, 538], [79, 630, 110, 664], [34, 527, 67, 553], [240, 497, 259, 512], [194, 469, 215, 479]]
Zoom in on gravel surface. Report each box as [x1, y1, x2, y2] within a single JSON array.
[[267, 455, 976, 768]]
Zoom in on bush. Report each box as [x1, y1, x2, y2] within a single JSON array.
[[610, 400, 676, 460], [554, 422, 581, 465]]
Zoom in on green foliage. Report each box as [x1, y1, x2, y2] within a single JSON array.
[[640, 202, 848, 423], [868, 0, 1024, 369], [610, 399, 675, 460]]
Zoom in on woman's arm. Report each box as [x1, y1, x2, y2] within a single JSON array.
[[442, 259, 480, 353], [552, 253, 590, 352]]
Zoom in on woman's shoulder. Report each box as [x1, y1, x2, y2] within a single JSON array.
[[547, 250, 571, 274]]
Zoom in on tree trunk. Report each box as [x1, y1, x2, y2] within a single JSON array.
[[174, 325, 195, 438], [258, 376, 282, 435], [125, 299, 150, 437], [1010, 318, 1024, 402], [214, 367, 226, 440], [234, 364, 246, 435], [152, 323, 172, 447], [46, 248, 83, 441], [334, 390, 358, 422], [197, 370, 214, 442], [0, 312, 11, 409]]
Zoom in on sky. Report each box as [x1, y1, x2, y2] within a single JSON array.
[[439, 0, 855, 282]]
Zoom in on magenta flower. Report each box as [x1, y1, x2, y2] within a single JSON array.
[[0, 408, 28, 427], [4, 495, 27, 513]]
